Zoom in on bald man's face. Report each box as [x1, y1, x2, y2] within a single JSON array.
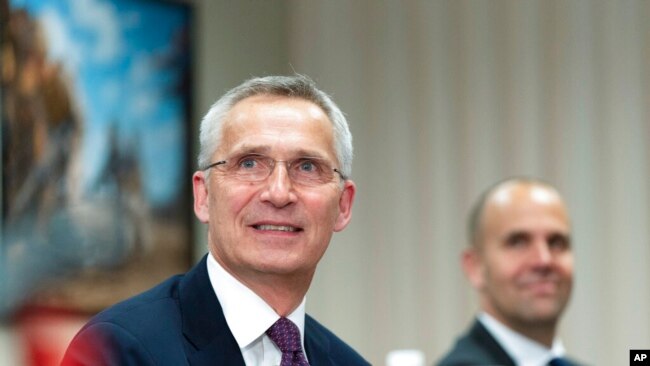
[[465, 183, 574, 332]]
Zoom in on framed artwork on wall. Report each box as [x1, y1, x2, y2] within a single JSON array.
[[1, 0, 193, 316]]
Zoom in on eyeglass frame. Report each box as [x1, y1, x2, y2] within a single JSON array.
[[202, 153, 348, 185]]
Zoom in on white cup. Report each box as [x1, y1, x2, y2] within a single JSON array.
[[385, 349, 426, 366]]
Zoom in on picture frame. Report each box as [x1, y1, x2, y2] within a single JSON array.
[[1, 0, 194, 315]]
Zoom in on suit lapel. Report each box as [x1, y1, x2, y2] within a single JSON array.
[[304, 315, 334, 366], [179, 255, 246, 366], [470, 320, 517, 366]]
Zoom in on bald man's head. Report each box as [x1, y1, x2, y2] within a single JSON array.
[[468, 178, 569, 249], [462, 177, 574, 346]]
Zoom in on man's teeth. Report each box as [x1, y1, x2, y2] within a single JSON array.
[[255, 225, 299, 232]]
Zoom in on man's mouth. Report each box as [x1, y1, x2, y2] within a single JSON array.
[[519, 278, 560, 295], [253, 224, 302, 232]]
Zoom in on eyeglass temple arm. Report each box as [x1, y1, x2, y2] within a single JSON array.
[[202, 160, 227, 171], [333, 168, 348, 181]]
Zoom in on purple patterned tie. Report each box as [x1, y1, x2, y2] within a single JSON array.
[[266, 317, 310, 366]]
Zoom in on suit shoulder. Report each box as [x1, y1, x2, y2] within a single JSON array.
[[562, 356, 588, 366], [63, 274, 188, 365], [305, 315, 370, 365], [90, 274, 184, 325], [436, 330, 508, 365], [435, 340, 489, 366], [84, 274, 186, 340], [62, 321, 157, 365]]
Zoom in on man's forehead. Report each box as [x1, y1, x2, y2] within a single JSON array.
[[216, 98, 336, 160], [483, 183, 570, 229], [223, 96, 331, 133], [221, 144, 330, 160], [489, 183, 561, 206]]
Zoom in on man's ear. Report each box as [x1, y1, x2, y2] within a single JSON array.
[[462, 247, 485, 290], [192, 171, 210, 223], [333, 180, 356, 232]]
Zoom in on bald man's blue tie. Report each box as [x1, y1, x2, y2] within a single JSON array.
[[549, 357, 571, 366]]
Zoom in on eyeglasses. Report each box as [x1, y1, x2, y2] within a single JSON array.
[[203, 153, 347, 186]]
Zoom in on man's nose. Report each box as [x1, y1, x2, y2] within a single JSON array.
[[259, 162, 297, 207], [530, 240, 553, 266]]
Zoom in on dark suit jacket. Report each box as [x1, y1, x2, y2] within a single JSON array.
[[61, 255, 369, 366], [435, 319, 582, 366]]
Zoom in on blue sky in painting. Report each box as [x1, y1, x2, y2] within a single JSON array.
[[9, 0, 190, 207]]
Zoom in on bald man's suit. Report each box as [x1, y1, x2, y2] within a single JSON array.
[[436, 320, 582, 366]]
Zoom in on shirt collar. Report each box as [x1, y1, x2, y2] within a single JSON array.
[[478, 312, 565, 366], [206, 252, 306, 349]]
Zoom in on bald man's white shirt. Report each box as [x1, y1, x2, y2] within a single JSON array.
[[479, 312, 565, 366]]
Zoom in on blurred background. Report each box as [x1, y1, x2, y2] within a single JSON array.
[[2, 0, 649, 365]]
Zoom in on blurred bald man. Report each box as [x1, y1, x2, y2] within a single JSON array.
[[436, 178, 583, 366]]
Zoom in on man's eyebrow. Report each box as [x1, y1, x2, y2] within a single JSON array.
[[548, 232, 571, 240], [506, 230, 530, 237], [503, 230, 531, 241], [292, 149, 330, 160]]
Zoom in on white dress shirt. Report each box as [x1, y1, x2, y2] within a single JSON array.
[[206, 253, 308, 366], [478, 312, 566, 366]]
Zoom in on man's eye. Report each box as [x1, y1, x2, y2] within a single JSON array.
[[298, 160, 316, 172], [506, 233, 529, 247], [239, 157, 259, 169], [548, 234, 570, 250], [293, 159, 324, 174]]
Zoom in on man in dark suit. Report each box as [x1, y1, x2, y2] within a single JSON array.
[[62, 75, 369, 365], [437, 178, 582, 366]]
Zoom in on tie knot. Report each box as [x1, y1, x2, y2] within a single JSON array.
[[266, 317, 303, 352]]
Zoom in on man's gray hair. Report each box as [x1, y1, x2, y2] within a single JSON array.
[[198, 74, 353, 179]]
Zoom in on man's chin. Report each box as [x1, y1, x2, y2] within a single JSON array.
[[521, 303, 564, 325], [251, 259, 311, 276]]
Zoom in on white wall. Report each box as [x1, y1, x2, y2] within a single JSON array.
[[283, 1, 650, 365]]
